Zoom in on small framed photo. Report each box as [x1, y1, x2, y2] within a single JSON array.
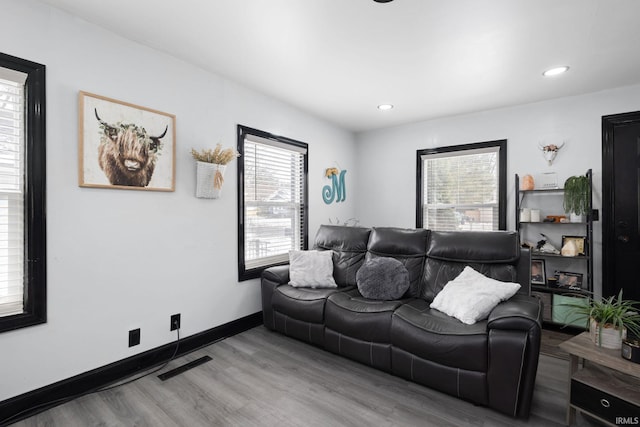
[[555, 271, 583, 289], [561, 235, 586, 256], [531, 259, 546, 285]]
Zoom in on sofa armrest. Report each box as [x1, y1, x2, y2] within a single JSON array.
[[515, 247, 531, 295], [487, 294, 542, 332], [262, 265, 290, 285], [486, 293, 542, 418], [261, 265, 290, 330]]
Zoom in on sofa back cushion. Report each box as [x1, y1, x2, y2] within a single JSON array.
[[421, 230, 520, 302], [365, 227, 429, 298], [313, 225, 371, 286]]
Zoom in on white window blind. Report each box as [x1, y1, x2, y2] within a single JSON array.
[[0, 70, 26, 317], [422, 146, 499, 232], [243, 135, 306, 270]]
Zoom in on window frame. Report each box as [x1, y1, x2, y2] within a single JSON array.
[[237, 125, 308, 281], [0, 52, 47, 333], [416, 139, 507, 231]]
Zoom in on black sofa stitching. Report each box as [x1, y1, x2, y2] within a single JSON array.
[[367, 250, 427, 259], [427, 254, 519, 264], [277, 288, 335, 303], [315, 246, 368, 253], [410, 354, 414, 381], [394, 311, 486, 337], [512, 338, 527, 417]]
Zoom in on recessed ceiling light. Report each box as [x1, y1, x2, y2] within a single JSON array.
[[377, 104, 394, 111], [373, 0, 394, 3], [543, 66, 570, 77]]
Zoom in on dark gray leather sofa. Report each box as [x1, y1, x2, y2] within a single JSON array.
[[261, 225, 542, 418]]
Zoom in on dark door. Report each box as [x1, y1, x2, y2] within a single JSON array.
[[602, 112, 640, 301]]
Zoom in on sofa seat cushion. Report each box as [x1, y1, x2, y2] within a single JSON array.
[[272, 285, 350, 324], [325, 289, 407, 342], [391, 299, 488, 372]]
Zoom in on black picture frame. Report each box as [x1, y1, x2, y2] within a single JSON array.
[[531, 259, 546, 285], [555, 271, 583, 289]]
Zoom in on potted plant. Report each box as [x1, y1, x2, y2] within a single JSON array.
[[565, 290, 640, 350], [563, 175, 590, 222], [191, 144, 239, 199]]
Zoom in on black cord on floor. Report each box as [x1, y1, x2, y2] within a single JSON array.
[[0, 328, 181, 427], [97, 328, 181, 392]]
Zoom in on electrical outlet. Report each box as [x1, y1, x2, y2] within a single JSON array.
[[170, 313, 181, 331], [129, 328, 140, 347]]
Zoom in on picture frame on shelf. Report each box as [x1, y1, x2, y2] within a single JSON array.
[[531, 259, 546, 285], [536, 172, 558, 190], [561, 235, 586, 256], [555, 271, 583, 290]]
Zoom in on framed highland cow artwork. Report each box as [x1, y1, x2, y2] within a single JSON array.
[[78, 91, 176, 191]]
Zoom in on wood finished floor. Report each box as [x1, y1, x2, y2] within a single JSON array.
[[12, 326, 602, 427]]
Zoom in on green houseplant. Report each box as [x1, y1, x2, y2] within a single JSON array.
[[564, 290, 640, 349], [563, 175, 590, 221]]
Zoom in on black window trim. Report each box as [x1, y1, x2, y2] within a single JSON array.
[[0, 52, 47, 333], [416, 139, 507, 231], [237, 125, 308, 281]]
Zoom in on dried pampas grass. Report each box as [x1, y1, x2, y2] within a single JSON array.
[[191, 144, 240, 165]]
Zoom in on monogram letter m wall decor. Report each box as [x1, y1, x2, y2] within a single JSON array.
[[323, 167, 346, 204]]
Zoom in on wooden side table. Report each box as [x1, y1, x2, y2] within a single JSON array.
[[558, 332, 640, 426]]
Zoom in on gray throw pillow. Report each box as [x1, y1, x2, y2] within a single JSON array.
[[356, 257, 410, 300], [288, 250, 337, 288]]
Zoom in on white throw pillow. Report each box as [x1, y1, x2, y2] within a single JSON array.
[[430, 266, 521, 325], [288, 250, 338, 289]]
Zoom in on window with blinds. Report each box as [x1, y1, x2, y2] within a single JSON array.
[[417, 140, 506, 232], [0, 53, 46, 333], [238, 126, 308, 280], [0, 70, 26, 317]]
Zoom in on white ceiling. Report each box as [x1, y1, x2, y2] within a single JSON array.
[[37, 0, 640, 132]]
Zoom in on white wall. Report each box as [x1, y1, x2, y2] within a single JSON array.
[[5, 0, 640, 404], [0, 0, 357, 401], [355, 84, 640, 297]]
